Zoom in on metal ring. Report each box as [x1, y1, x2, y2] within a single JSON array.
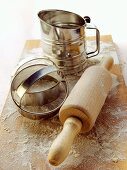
[[11, 63, 68, 119], [11, 57, 56, 78], [18, 80, 68, 119], [12, 65, 58, 105], [20, 75, 60, 106]]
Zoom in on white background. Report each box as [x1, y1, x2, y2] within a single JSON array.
[[0, 0, 127, 112]]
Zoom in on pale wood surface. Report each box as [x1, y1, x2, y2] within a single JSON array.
[[48, 57, 113, 165], [0, 35, 127, 170], [59, 57, 113, 132], [48, 117, 82, 166]]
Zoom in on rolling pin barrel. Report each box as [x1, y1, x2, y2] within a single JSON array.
[[48, 57, 113, 166]]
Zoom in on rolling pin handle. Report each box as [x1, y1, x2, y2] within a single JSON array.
[[48, 117, 82, 166]]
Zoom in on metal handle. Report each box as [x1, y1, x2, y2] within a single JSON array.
[[84, 16, 100, 58]]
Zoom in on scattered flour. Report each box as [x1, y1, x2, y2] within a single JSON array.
[[1, 72, 127, 170], [0, 40, 126, 170]]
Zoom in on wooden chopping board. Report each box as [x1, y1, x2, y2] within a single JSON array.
[[0, 35, 127, 170]]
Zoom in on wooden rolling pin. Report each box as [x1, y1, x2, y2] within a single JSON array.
[[48, 57, 113, 166]]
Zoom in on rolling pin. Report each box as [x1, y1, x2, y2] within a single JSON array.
[[48, 57, 113, 166]]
